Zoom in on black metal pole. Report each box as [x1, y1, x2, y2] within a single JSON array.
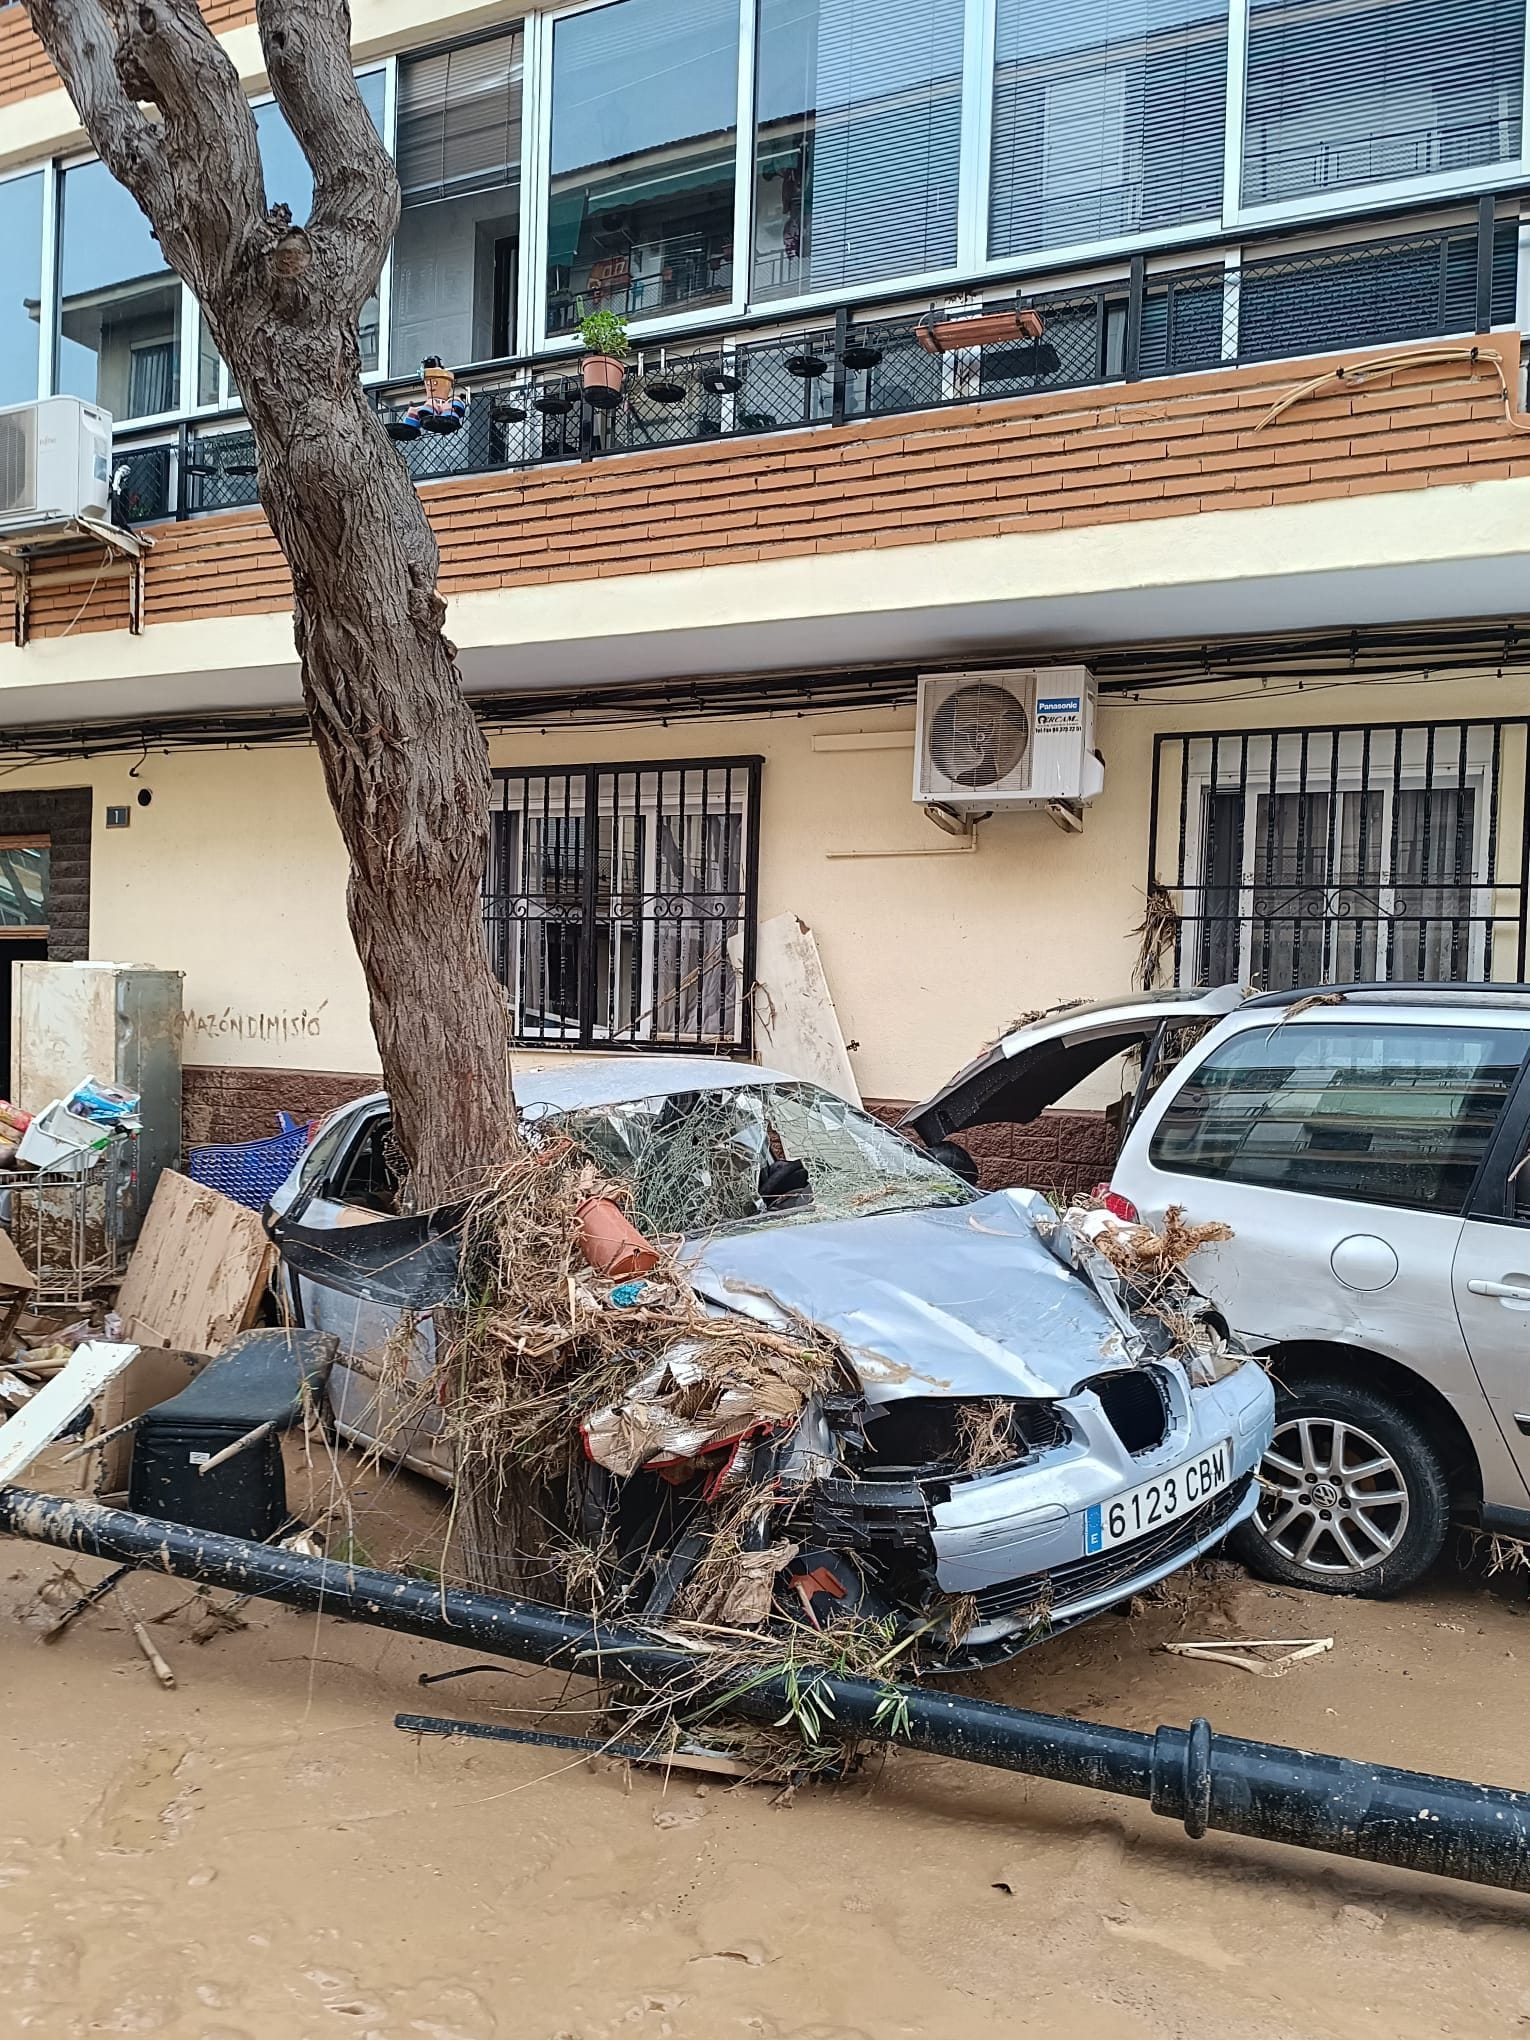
[[6, 1486, 1530, 1895]]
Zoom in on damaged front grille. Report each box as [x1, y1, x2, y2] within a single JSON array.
[[972, 1477, 1250, 1624], [852, 1396, 1068, 1482], [1091, 1367, 1171, 1456]]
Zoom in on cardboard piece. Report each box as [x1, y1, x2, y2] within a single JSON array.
[[113, 1171, 273, 1356], [90, 1346, 206, 1495], [0, 1341, 138, 1484], [0, 1226, 35, 1360]]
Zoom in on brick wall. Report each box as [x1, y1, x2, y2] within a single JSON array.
[[6, 336, 1525, 642], [0, 0, 254, 106], [181, 1063, 378, 1149], [864, 1098, 1119, 1203]]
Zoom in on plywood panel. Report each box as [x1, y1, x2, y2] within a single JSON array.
[[114, 1170, 271, 1354]]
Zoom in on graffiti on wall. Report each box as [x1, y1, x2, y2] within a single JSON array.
[[183, 1000, 329, 1047]]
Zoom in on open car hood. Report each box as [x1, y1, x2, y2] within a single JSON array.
[[683, 1189, 1134, 1403], [902, 986, 1245, 1142]]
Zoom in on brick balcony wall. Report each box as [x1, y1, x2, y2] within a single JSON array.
[[5, 334, 1527, 642], [0, 0, 253, 107]]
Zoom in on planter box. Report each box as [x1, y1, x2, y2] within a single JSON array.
[[915, 307, 1046, 356]]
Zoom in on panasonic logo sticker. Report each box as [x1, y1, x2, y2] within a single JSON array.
[[1035, 695, 1082, 732]]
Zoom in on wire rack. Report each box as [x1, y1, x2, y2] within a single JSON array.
[[0, 1139, 137, 1311]]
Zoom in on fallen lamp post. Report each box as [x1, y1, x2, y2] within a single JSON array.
[[4, 1483, 1529, 1897]]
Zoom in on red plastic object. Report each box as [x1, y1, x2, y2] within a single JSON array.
[[1095, 1187, 1139, 1223], [576, 1197, 661, 1279]]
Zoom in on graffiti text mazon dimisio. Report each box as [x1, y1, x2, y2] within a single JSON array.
[[184, 1000, 329, 1045]]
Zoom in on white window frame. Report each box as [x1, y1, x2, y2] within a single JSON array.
[[1178, 728, 1500, 989], [50, 146, 188, 434], [0, 158, 51, 407]]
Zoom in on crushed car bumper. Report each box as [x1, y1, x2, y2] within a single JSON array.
[[812, 1355, 1274, 1666]]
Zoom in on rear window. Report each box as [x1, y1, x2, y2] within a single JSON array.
[[1149, 1022, 1527, 1215]]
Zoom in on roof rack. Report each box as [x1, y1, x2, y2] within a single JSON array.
[[1243, 982, 1530, 1009]]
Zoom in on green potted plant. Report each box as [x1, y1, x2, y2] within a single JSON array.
[[578, 310, 629, 410]]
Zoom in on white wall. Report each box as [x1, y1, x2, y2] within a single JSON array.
[[2, 665, 1523, 1099]]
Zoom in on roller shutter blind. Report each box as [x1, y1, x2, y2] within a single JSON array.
[[398, 30, 524, 205], [1242, 0, 1526, 206], [989, 0, 1229, 258]]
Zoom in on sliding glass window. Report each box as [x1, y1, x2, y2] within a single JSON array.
[[752, 0, 963, 300], [56, 159, 181, 420], [1242, 0, 1526, 207], [0, 173, 43, 408], [546, 0, 739, 336], [989, 0, 1228, 258], [391, 32, 524, 373]]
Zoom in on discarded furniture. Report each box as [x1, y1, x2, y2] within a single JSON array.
[[126, 1327, 337, 1539]]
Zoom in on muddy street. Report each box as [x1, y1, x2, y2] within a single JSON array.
[[3, 1444, 1529, 2040]]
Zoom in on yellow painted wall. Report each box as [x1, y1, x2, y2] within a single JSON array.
[[3, 664, 1524, 1099]]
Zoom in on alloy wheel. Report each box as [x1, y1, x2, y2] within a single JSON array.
[[1254, 1415, 1411, 1576]]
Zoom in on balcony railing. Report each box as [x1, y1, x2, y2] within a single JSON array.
[[110, 203, 1519, 528]]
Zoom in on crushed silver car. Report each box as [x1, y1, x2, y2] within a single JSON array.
[[267, 1059, 1274, 1667]]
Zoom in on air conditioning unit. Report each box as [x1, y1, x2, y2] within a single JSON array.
[[914, 666, 1106, 813], [0, 397, 113, 536]]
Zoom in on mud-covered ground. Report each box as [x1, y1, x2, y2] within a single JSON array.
[[3, 1440, 1530, 2039]]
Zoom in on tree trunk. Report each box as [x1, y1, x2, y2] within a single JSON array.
[[236, 368, 515, 1208], [24, 0, 540, 1583]]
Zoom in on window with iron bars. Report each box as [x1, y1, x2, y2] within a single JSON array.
[[1148, 719, 1530, 991], [482, 758, 761, 1053]]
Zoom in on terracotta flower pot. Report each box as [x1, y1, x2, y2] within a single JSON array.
[[576, 1196, 661, 1279], [581, 353, 627, 409]]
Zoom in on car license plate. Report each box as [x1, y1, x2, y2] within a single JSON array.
[[1085, 1440, 1233, 1555]]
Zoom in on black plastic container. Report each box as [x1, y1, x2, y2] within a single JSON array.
[[128, 1418, 288, 1539]]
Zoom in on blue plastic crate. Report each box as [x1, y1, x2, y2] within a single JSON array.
[[186, 1113, 312, 1210]]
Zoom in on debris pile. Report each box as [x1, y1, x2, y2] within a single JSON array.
[[1037, 1199, 1245, 1385], [445, 1127, 848, 1626]]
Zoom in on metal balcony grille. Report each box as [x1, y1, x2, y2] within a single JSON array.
[[1148, 719, 1530, 991], [110, 203, 1519, 526], [483, 758, 760, 1053]]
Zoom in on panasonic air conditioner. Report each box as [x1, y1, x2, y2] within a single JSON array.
[[914, 667, 1106, 813], [0, 397, 113, 536]]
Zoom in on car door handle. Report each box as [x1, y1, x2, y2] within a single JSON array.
[[1467, 1279, 1530, 1301]]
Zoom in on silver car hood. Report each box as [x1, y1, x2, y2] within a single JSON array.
[[682, 1190, 1130, 1403]]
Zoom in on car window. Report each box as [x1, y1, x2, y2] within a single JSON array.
[[331, 1115, 399, 1213], [295, 1109, 356, 1195], [1149, 1022, 1529, 1216], [551, 1081, 974, 1237]]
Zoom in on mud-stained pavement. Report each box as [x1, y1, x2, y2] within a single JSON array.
[[4, 1441, 1530, 2039]]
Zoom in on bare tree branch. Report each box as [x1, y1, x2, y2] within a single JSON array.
[[23, 0, 171, 206], [257, 0, 400, 309], [25, 0, 266, 304]]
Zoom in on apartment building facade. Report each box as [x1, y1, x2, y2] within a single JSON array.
[[2, 0, 1530, 1175]]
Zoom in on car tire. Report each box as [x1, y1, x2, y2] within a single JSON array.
[[1229, 1374, 1451, 1598]]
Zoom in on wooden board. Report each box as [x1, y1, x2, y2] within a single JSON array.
[[113, 1171, 273, 1356], [729, 912, 861, 1106], [0, 1342, 139, 1485]]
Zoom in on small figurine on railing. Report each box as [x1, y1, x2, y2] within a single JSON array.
[[387, 357, 469, 441]]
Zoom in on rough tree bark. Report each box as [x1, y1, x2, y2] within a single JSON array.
[[25, 0, 516, 1208], [28, 0, 532, 1590]]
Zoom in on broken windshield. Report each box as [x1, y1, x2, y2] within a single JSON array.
[[542, 1081, 976, 1239]]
